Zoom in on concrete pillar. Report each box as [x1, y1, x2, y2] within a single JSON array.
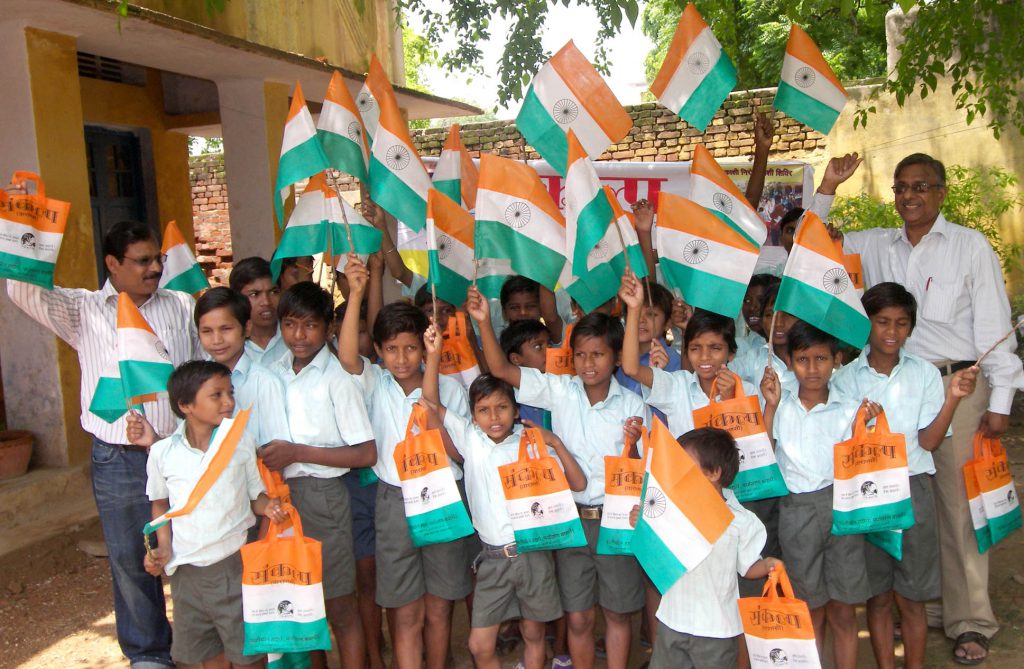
[[0, 23, 96, 467], [216, 78, 289, 262]]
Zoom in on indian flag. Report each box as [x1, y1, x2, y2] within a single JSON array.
[[690, 144, 766, 248], [656, 191, 759, 319], [632, 418, 735, 594], [426, 189, 477, 307], [775, 211, 869, 348], [475, 154, 566, 293], [650, 3, 737, 132], [270, 173, 331, 282], [432, 124, 479, 211], [516, 40, 633, 176], [329, 191, 383, 257], [317, 70, 369, 182], [774, 24, 848, 135], [158, 220, 208, 294], [356, 55, 391, 147], [565, 130, 613, 278], [117, 292, 175, 404], [89, 356, 130, 423], [274, 82, 330, 227]]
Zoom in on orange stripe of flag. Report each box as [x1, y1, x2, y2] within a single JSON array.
[[428, 189, 475, 249], [161, 220, 185, 253], [602, 186, 634, 227], [326, 70, 370, 152], [550, 41, 632, 144], [786, 24, 847, 95], [650, 3, 708, 98], [286, 82, 308, 123], [117, 292, 158, 333], [567, 129, 587, 168], [657, 191, 758, 253], [365, 54, 396, 111], [303, 171, 334, 196], [691, 145, 756, 209], [792, 211, 840, 260], [444, 124, 479, 210], [166, 410, 251, 520], [478, 155, 565, 226]]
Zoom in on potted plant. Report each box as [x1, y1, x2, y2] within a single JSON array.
[[0, 430, 33, 480]]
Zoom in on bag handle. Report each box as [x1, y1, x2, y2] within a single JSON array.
[[403, 403, 429, 439], [851, 405, 892, 440], [1, 171, 45, 203], [760, 563, 796, 601], [619, 424, 641, 459], [264, 502, 304, 542], [518, 427, 551, 461], [973, 431, 1003, 460], [707, 372, 748, 405]]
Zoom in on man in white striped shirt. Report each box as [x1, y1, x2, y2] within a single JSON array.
[[7, 220, 201, 669]]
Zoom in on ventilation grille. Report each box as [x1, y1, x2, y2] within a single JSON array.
[[77, 52, 146, 86]]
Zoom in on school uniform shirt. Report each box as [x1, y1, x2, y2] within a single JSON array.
[[354, 357, 470, 486], [516, 367, 651, 506], [772, 388, 859, 494], [245, 326, 290, 368], [735, 330, 767, 357], [6, 279, 201, 443], [232, 351, 291, 448], [644, 368, 758, 438], [272, 346, 374, 480], [831, 347, 946, 476], [657, 489, 766, 638], [730, 343, 797, 397], [146, 423, 264, 575], [616, 338, 681, 425]]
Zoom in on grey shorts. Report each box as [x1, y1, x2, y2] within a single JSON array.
[[288, 475, 355, 599], [555, 516, 645, 614], [169, 552, 263, 666], [779, 487, 871, 609], [472, 549, 563, 628], [865, 474, 941, 601], [650, 621, 738, 669], [375, 482, 474, 608]]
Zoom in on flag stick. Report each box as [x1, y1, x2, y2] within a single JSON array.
[[430, 277, 439, 325], [472, 258, 479, 288], [767, 309, 779, 361], [975, 315, 1024, 366]]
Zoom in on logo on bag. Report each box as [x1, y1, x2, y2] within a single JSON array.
[[20, 233, 36, 249], [841, 444, 898, 468], [401, 452, 439, 473], [749, 606, 804, 630], [531, 502, 545, 518], [860, 481, 878, 498], [277, 600, 294, 616], [249, 563, 314, 585], [609, 470, 645, 488], [769, 648, 789, 665], [420, 487, 431, 504], [503, 464, 557, 489], [1009, 489, 1016, 504], [737, 450, 746, 465]]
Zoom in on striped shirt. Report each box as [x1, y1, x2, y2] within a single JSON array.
[[6, 279, 201, 444]]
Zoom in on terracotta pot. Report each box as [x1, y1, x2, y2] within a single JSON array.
[[0, 430, 33, 480]]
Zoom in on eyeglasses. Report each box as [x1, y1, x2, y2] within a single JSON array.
[[891, 183, 945, 195], [122, 254, 167, 268]]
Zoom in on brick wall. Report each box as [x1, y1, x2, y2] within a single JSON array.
[[189, 153, 232, 285]]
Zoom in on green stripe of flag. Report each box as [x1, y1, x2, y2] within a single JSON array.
[[775, 278, 870, 348], [516, 86, 570, 176], [268, 652, 312, 669], [88, 376, 128, 423], [573, 193, 614, 275], [162, 264, 209, 294], [427, 253, 473, 308], [433, 178, 461, 205], [513, 518, 588, 552], [832, 499, 915, 535], [476, 274, 509, 300], [331, 222, 383, 256], [678, 54, 737, 132], [317, 130, 367, 182], [659, 257, 748, 319], [119, 359, 173, 401], [475, 219, 566, 290], [270, 223, 328, 282], [368, 156, 427, 232], [274, 137, 330, 227], [631, 517, 687, 594], [707, 209, 760, 249], [0, 250, 56, 289], [774, 81, 841, 135]]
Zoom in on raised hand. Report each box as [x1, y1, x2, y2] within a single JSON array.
[[464, 285, 489, 324], [950, 366, 979, 399], [631, 199, 654, 233], [715, 366, 737, 399], [618, 272, 644, 310], [753, 111, 775, 153], [423, 321, 442, 357], [649, 338, 670, 369], [344, 253, 369, 295], [670, 298, 692, 331], [819, 152, 863, 194], [760, 366, 781, 407]]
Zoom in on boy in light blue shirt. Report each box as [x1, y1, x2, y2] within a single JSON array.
[[229, 257, 289, 366], [731, 285, 798, 396]]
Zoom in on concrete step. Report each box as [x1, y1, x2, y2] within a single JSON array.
[[0, 465, 96, 558]]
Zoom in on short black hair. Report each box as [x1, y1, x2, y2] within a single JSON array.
[[102, 221, 158, 262], [277, 281, 333, 324], [168, 360, 231, 420], [413, 285, 455, 311], [678, 427, 739, 488], [862, 282, 917, 331], [500, 319, 548, 359], [786, 320, 840, 357], [229, 257, 272, 292], [468, 374, 518, 412], [895, 153, 946, 185], [748, 273, 780, 291], [570, 312, 624, 353], [195, 287, 251, 328], [372, 302, 429, 346], [779, 207, 804, 231], [500, 275, 540, 307], [684, 309, 738, 354], [335, 299, 368, 324], [646, 282, 674, 321], [760, 285, 780, 319]]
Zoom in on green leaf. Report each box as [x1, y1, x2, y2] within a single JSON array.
[[624, 0, 640, 26], [898, 0, 917, 12]]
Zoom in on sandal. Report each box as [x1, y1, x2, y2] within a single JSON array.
[[953, 631, 989, 666]]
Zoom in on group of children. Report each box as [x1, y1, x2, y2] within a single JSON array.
[[137, 227, 980, 669]]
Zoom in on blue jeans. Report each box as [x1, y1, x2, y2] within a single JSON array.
[[91, 437, 174, 668]]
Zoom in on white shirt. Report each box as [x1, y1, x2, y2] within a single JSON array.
[[773, 388, 859, 494], [354, 358, 470, 486], [272, 346, 375, 479], [657, 489, 766, 638], [245, 327, 290, 368], [644, 368, 759, 438], [516, 367, 650, 506], [146, 423, 264, 574], [730, 343, 798, 398], [232, 351, 291, 448], [736, 330, 767, 358], [6, 279, 201, 443]]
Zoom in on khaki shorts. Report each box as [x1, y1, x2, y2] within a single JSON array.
[[288, 476, 355, 599], [865, 474, 941, 601], [169, 552, 263, 666], [472, 549, 562, 628], [650, 621, 738, 669], [555, 516, 645, 614]]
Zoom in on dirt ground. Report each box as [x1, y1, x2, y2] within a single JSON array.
[[2, 403, 1024, 669]]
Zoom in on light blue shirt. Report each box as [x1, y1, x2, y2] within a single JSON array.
[[232, 351, 290, 448], [831, 347, 945, 476], [644, 367, 759, 438], [730, 343, 797, 398], [516, 367, 651, 506], [735, 330, 767, 357], [772, 388, 859, 494], [272, 346, 375, 480], [616, 338, 681, 425], [245, 326, 289, 367]]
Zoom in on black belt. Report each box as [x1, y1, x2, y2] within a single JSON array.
[[480, 542, 519, 559], [577, 504, 602, 520], [936, 360, 976, 377]]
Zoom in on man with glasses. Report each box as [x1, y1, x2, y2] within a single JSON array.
[[7, 220, 201, 669], [816, 152, 1023, 665]]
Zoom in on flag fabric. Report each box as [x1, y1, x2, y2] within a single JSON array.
[[690, 144, 767, 248], [775, 211, 870, 348], [432, 124, 479, 211], [270, 174, 332, 282], [475, 154, 566, 294], [426, 189, 477, 308], [89, 357, 130, 423], [656, 191, 759, 319], [774, 24, 848, 135], [158, 220, 209, 294], [564, 130, 613, 278], [117, 292, 175, 404], [317, 71, 369, 182], [516, 41, 632, 176], [0, 171, 70, 289], [650, 3, 737, 132], [274, 82, 330, 228], [329, 192, 383, 257], [356, 55, 390, 147], [632, 418, 735, 594]]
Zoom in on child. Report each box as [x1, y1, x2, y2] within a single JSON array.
[[278, 255, 314, 290], [628, 428, 782, 669], [500, 275, 565, 343], [499, 319, 551, 428], [260, 281, 378, 669], [469, 284, 649, 669], [338, 254, 474, 669], [614, 280, 680, 404], [731, 285, 798, 395], [831, 283, 977, 669], [737, 274, 779, 355], [144, 360, 288, 669], [229, 257, 287, 366], [760, 321, 879, 669]]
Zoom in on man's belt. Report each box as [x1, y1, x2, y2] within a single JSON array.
[[577, 504, 603, 520], [936, 360, 976, 377], [481, 542, 519, 559]]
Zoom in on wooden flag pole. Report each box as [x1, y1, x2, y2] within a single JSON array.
[[472, 258, 479, 288], [975, 315, 1024, 366]]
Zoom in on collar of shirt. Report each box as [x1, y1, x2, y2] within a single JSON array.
[[854, 345, 907, 378], [897, 213, 950, 246], [232, 350, 253, 383], [276, 344, 332, 378], [247, 325, 283, 353], [567, 373, 626, 409], [780, 385, 848, 415]]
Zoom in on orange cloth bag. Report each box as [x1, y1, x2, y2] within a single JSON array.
[[439, 312, 481, 389], [738, 564, 822, 668], [546, 324, 575, 375]]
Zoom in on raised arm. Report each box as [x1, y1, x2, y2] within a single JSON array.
[[619, 272, 655, 388], [366, 250, 385, 336], [760, 366, 782, 449], [632, 200, 658, 280], [338, 253, 368, 375], [420, 323, 463, 463], [744, 111, 774, 209], [467, 284, 521, 388], [539, 285, 565, 345], [5, 280, 86, 348], [363, 197, 414, 288], [528, 421, 587, 492]]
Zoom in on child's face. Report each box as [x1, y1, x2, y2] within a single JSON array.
[[868, 306, 912, 358], [687, 331, 734, 383], [510, 330, 550, 371], [503, 291, 540, 322], [198, 307, 248, 368], [375, 332, 425, 382], [280, 313, 328, 366], [790, 343, 839, 393], [472, 390, 517, 442], [180, 374, 235, 429], [573, 335, 618, 387], [279, 257, 314, 291], [240, 278, 280, 330], [762, 297, 796, 348], [420, 298, 456, 331], [742, 286, 766, 333], [639, 306, 668, 345]]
